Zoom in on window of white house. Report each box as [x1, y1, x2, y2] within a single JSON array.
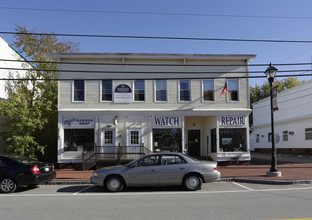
[[102, 80, 112, 101], [134, 80, 145, 101], [203, 80, 214, 101], [73, 80, 85, 102], [64, 129, 94, 151], [155, 80, 167, 101], [268, 132, 272, 142], [256, 134, 260, 143], [227, 79, 239, 101], [130, 130, 140, 145], [283, 131, 288, 141], [104, 130, 114, 145], [179, 80, 190, 101], [305, 128, 312, 140]]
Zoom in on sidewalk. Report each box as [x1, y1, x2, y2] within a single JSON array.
[[51, 153, 312, 185]]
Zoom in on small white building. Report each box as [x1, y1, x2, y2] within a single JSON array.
[[250, 80, 312, 154], [56, 53, 256, 167]]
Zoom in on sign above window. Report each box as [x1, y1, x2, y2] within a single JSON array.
[[114, 84, 133, 103], [154, 116, 181, 127], [219, 116, 245, 126], [63, 117, 94, 127]]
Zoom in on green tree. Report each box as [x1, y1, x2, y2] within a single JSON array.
[[249, 77, 302, 125], [0, 25, 79, 161]]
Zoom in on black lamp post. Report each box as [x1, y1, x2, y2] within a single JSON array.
[[264, 63, 281, 177]]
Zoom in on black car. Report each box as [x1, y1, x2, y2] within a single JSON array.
[[0, 155, 56, 193]]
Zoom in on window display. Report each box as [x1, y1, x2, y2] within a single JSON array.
[[219, 128, 247, 152]]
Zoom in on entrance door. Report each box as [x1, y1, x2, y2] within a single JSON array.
[[188, 130, 201, 157]]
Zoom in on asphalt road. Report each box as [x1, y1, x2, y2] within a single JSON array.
[[1, 183, 312, 220]]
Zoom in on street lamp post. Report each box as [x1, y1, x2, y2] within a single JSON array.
[[264, 63, 282, 177]]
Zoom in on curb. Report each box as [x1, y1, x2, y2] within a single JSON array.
[[220, 177, 312, 185]]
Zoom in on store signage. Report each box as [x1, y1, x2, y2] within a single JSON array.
[[220, 116, 245, 126], [154, 116, 181, 126], [63, 117, 94, 127], [114, 84, 133, 103]]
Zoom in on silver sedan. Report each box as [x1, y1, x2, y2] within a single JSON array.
[[90, 153, 220, 192]]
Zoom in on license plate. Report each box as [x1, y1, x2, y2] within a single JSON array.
[[45, 167, 50, 172]]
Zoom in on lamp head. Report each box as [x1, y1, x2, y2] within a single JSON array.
[[264, 63, 278, 80]]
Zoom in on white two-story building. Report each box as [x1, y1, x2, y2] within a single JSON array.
[[57, 53, 256, 167]]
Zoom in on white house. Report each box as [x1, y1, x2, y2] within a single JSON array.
[[250, 80, 312, 154], [56, 53, 256, 168], [0, 36, 32, 151]]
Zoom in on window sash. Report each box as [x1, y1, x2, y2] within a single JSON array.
[[305, 128, 312, 140], [179, 80, 190, 101], [74, 80, 85, 101], [134, 80, 145, 101], [203, 80, 214, 101], [130, 131, 140, 145], [102, 80, 112, 101], [227, 79, 238, 101], [156, 80, 167, 101]]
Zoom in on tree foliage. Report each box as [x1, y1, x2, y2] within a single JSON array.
[[0, 25, 79, 161]]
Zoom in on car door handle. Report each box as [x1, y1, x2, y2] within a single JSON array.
[[180, 168, 185, 170], [151, 169, 156, 172]]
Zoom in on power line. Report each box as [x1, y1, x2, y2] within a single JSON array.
[[1, 66, 312, 74], [1, 73, 312, 81], [1, 6, 312, 20], [1, 31, 312, 44], [2, 58, 312, 67]]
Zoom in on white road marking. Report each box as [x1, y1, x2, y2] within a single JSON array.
[[73, 186, 93, 195], [1, 184, 312, 197], [232, 182, 255, 191]]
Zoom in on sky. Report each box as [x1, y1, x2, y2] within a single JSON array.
[[1, 0, 312, 86]]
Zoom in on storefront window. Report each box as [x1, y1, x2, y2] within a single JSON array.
[[153, 128, 182, 152], [219, 128, 247, 152], [64, 129, 94, 151]]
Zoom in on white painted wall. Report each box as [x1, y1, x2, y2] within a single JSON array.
[[0, 37, 31, 99], [251, 80, 312, 150]]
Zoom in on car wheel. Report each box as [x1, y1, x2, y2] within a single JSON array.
[[183, 174, 202, 191], [104, 176, 124, 192], [0, 177, 17, 193]]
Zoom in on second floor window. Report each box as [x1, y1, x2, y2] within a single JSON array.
[[228, 79, 239, 101], [155, 80, 167, 101], [102, 80, 112, 101], [203, 80, 214, 101], [179, 80, 190, 101], [73, 80, 85, 102], [134, 80, 145, 101]]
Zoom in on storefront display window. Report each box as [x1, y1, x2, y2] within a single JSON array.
[[153, 128, 182, 152], [64, 129, 94, 151], [219, 128, 247, 152]]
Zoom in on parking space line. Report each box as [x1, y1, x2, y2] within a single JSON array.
[[73, 186, 94, 195], [232, 182, 255, 191]]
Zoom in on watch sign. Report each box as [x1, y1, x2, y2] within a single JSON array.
[[220, 116, 245, 126]]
